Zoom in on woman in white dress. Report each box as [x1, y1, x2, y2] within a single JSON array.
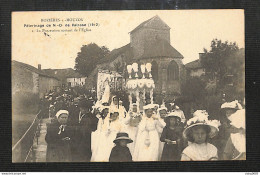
[[91, 108, 123, 162], [91, 105, 109, 161], [123, 103, 142, 155], [133, 104, 164, 161], [181, 110, 221, 161]]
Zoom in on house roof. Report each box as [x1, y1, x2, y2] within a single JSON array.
[[185, 59, 203, 69], [98, 44, 133, 64], [141, 39, 184, 59], [130, 15, 170, 34], [12, 60, 59, 80], [43, 68, 85, 79]]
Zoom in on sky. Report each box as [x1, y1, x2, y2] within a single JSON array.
[[12, 10, 244, 69]]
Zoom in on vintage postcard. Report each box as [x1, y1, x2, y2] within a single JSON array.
[[12, 10, 245, 162]]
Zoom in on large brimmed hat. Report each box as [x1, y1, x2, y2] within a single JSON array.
[[166, 111, 182, 120], [183, 110, 221, 141], [158, 105, 168, 112], [113, 132, 133, 143], [221, 100, 242, 110], [143, 104, 154, 110]]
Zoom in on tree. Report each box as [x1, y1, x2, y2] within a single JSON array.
[[200, 39, 239, 87], [223, 48, 245, 100], [182, 77, 207, 104], [75, 43, 110, 76], [201, 39, 244, 101], [113, 61, 124, 73]]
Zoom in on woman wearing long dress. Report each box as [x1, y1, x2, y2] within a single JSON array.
[[133, 104, 163, 161], [45, 110, 73, 162], [123, 103, 142, 155], [91, 110, 123, 162], [91, 105, 109, 160]]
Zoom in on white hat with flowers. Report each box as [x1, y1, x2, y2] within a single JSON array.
[[158, 104, 168, 112], [183, 110, 221, 140], [228, 109, 245, 129], [221, 100, 243, 110], [143, 104, 154, 110]]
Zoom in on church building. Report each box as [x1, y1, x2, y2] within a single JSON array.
[[87, 15, 186, 103]]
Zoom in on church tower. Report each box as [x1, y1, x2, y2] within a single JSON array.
[[129, 15, 171, 59]]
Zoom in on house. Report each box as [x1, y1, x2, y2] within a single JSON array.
[[42, 68, 87, 88], [185, 54, 205, 77], [86, 15, 186, 101], [12, 60, 61, 98]]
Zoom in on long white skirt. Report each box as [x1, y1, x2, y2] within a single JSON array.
[[91, 131, 116, 162], [124, 125, 138, 155], [133, 129, 160, 161]]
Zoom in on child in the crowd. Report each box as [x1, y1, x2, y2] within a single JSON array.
[[223, 109, 246, 160], [133, 104, 163, 161], [91, 110, 123, 162], [123, 103, 142, 155], [109, 132, 133, 162], [156, 105, 167, 160], [160, 111, 183, 161], [217, 100, 243, 159], [181, 110, 221, 161]]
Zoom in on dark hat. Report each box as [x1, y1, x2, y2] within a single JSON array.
[[78, 100, 93, 109], [113, 132, 133, 144]]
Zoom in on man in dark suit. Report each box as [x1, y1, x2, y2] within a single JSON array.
[[69, 99, 98, 162]]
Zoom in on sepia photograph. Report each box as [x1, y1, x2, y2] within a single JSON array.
[[12, 10, 245, 163]]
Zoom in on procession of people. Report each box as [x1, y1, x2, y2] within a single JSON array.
[[41, 89, 246, 162]]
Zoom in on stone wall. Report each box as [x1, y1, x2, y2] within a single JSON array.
[[133, 57, 185, 96], [12, 65, 36, 95], [39, 76, 60, 98], [131, 27, 170, 59]]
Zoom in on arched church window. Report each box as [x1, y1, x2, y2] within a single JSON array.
[[167, 61, 179, 81], [151, 61, 158, 81]]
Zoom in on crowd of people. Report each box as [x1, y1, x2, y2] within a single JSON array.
[[41, 90, 246, 162]]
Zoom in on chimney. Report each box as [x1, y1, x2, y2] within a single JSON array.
[[38, 64, 41, 70], [199, 53, 205, 61]]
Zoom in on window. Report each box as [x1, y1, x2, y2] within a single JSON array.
[[151, 61, 158, 81], [167, 61, 179, 81]]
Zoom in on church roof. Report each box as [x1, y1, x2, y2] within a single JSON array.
[[141, 39, 184, 59], [185, 59, 203, 69], [130, 15, 170, 34], [98, 44, 133, 64]]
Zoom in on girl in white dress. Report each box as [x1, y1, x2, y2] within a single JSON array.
[[91, 109, 123, 162], [133, 104, 164, 161], [181, 110, 221, 161], [123, 103, 142, 155], [91, 105, 109, 161]]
